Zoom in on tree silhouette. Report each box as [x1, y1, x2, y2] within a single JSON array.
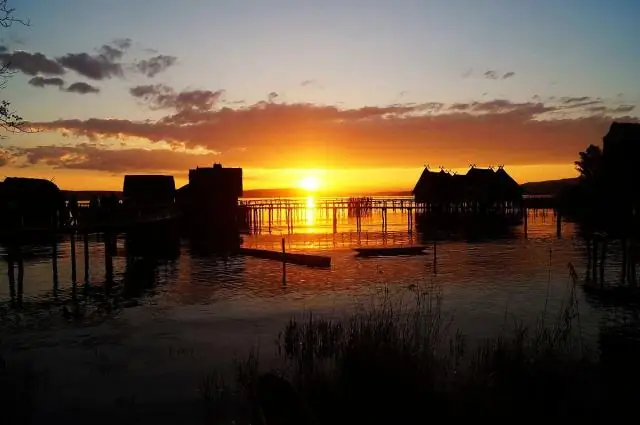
[[575, 144, 602, 183], [0, 0, 29, 134]]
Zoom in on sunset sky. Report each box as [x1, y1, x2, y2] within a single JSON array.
[[1, 0, 639, 192]]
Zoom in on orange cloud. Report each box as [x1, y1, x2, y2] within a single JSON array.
[[16, 144, 219, 173], [25, 97, 637, 171]]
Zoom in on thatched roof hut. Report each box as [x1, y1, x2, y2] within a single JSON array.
[[413, 166, 521, 206], [495, 167, 523, 201], [413, 168, 456, 204]]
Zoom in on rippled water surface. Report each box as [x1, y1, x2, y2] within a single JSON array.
[[1, 202, 637, 420]]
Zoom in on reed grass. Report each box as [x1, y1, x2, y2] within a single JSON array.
[[236, 270, 639, 424]]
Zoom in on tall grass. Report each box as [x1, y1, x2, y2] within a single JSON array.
[[237, 273, 640, 424]]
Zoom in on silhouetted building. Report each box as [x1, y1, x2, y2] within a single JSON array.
[[413, 166, 521, 211], [123, 175, 175, 212], [0, 177, 64, 228], [602, 122, 640, 213], [180, 163, 243, 236]]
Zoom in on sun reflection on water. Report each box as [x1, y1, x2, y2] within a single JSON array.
[[305, 196, 316, 227]]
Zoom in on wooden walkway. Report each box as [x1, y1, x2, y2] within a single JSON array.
[[240, 195, 556, 210]]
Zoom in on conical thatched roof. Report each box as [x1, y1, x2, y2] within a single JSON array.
[[413, 166, 521, 204]]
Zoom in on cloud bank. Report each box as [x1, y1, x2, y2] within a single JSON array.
[[25, 93, 638, 172]]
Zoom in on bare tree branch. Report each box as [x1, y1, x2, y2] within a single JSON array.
[[0, 0, 30, 136], [0, 0, 29, 28]]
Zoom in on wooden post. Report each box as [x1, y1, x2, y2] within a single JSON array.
[[433, 240, 437, 274], [105, 232, 114, 283], [281, 237, 286, 284], [52, 235, 59, 294], [408, 207, 413, 234], [84, 233, 90, 284], [599, 238, 607, 287], [556, 210, 562, 239], [523, 208, 528, 238], [8, 250, 15, 304], [17, 249, 24, 308], [70, 233, 77, 284], [333, 207, 337, 234]]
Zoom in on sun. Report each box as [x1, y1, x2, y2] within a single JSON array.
[[298, 175, 321, 192]]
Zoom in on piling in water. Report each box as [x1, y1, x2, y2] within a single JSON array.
[[52, 236, 59, 294], [84, 233, 90, 284], [70, 233, 77, 284]]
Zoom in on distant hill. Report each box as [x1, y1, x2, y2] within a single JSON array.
[[64, 182, 573, 200], [371, 190, 412, 197], [521, 178, 579, 196], [241, 188, 414, 198]]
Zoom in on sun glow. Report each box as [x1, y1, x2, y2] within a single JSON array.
[[298, 175, 321, 192]]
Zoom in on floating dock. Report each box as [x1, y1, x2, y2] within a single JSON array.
[[239, 247, 331, 268], [354, 245, 427, 257]]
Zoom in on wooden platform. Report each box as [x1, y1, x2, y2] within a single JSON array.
[[239, 247, 331, 268], [354, 245, 427, 257]]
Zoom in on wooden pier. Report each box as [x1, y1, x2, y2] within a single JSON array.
[[239, 196, 556, 235]]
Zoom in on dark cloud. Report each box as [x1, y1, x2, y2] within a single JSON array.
[[56, 52, 123, 80], [586, 104, 635, 114], [300, 79, 324, 89], [447, 100, 552, 116], [561, 96, 591, 104], [502, 71, 515, 79], [28, 76, 64, 88], [0, 50, 65, 75], [557, 97, 603, 109], [615, 105, 635, 113], [268, 92, 279, 102], [28, 98, 639, 170], [112, 38, 132, 51], [99, 44, 125, 62], [135, 55, 177, 77], [17, 144, 218, 173], [130, 84, 224, 112], [484, 70, 499, 80], [66, 82, 100, 94]]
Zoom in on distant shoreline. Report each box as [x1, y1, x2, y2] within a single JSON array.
[[61, 177, 579, 200]]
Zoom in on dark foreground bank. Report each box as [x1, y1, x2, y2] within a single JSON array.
[[3, 278, 640, 424]]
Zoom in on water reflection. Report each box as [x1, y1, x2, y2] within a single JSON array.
[[3, 205, 640, 422], [0, 207, 637, 359], [305, 195, 316, 228]]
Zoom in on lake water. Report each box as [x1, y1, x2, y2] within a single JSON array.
[[1, 198, 638, 421]]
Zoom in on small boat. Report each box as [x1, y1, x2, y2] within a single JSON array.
[[353, 245, 427, 257]]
